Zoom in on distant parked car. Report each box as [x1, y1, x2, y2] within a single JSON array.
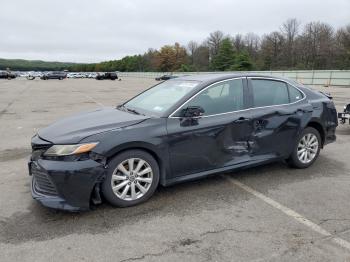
[[338, 103, 350, 124], [0, 71, 16, 79], [155, 75, 178, 81], [32, 72, 43, 78], [96, 72, 118, 80], [88, 73, 98, 78], [67, 73, 85, 79], [41, 71, 67, 80], [26, 75, 35, 80]]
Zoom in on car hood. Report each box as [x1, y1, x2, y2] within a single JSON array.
[[38, 107, 149, 144]]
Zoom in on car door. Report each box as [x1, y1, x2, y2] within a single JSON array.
[[247, 77, 312, 160], [166, 77, 253, 179]]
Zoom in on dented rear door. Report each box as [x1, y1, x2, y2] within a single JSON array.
[[246, 77, 310, 160]]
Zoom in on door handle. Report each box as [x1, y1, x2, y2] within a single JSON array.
[[233, 117, 250, 123], [296, 108, 313, 113], [276, 110, 294, 116]]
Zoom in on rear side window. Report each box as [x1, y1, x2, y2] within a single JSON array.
[[251, 79, 289, 107], [289, 85, 304, 102]]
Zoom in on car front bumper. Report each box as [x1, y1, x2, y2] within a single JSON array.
[[29, 158, 106, 211]]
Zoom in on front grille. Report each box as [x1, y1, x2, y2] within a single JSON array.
[[32, 166, 58, 196]]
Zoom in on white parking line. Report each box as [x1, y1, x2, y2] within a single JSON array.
[[228, 177, 350, 251]]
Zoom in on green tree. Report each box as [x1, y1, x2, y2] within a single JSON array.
[[232, 51, 254, 71], [211, 38, 236, 71]]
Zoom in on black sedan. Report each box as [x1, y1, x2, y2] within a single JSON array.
[[96, 72, 118, 80], [0, 71, 16, 79], [29, 74, 338, 211], [155, 74, 178, 81]]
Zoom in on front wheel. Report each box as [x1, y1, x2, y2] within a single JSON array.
[[102, 150, 159, 207], [288, 127, 321, 168]]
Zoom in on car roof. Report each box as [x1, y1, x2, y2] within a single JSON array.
[[172, 73, 296, 85]]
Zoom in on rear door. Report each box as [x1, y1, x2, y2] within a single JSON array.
[[247, 77, 311, 159], [166, 78, 254, 179]]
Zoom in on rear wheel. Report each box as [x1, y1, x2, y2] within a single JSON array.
[[288, 127, 321, 168], [102, 150, 159, 207]]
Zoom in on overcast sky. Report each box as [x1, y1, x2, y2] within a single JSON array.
[[0, 0, 349, 63]]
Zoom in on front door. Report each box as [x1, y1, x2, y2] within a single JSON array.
[[166, 78, 253, 178]]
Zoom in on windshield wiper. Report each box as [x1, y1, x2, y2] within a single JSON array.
[[117, 105, 143, 115], [126, 108, 141, 115]]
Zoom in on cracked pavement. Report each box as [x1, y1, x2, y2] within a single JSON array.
[[0, 78, 350, 261]]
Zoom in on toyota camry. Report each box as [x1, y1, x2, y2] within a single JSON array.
[[28, 74, 338, 211]]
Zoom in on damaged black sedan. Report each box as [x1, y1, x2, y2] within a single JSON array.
[[29, 74, 338, 211]]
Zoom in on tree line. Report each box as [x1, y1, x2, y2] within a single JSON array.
[[0, 58, 76, 71], [71, 19, 349, 72], [2, 19, 349, 72]]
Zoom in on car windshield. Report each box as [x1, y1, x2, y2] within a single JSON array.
[[124, 80, 200, 116]]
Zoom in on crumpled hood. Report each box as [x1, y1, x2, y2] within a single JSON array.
[[38, 107, 149, 144]]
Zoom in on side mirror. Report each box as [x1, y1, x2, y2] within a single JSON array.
[[181, 106, 205, 118]]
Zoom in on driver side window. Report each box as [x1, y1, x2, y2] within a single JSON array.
[[179, 79, 244, 116]]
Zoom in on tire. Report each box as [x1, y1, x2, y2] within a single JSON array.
[[102, 150, 160, 207], [59, 77, 63, 80], [288, 127, 321, 168]]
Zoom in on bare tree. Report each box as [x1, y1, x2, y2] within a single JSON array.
[[207, 31, 224, 59], [187, 40, 199, 65], [281, 18, 300, 43], [281, 18, 300, 67], [244, 33, 260, 60], [334, 25, 350, 68], [299, 22, 335, 69], [260, 31, 285, 69], [194, 44, 210, 71], [232, 34, 245, 52]]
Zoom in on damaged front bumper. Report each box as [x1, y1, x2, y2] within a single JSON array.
[[28, 158, 106, 211]]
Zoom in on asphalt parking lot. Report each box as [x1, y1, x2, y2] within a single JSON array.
[[0, 78, 350, 261]]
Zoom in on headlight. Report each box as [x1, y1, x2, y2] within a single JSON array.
[[44, 142, 98, 156]]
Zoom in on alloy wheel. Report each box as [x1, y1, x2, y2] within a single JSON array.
[[111, 158, 153, 201], [297, 133, 319, 164]]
